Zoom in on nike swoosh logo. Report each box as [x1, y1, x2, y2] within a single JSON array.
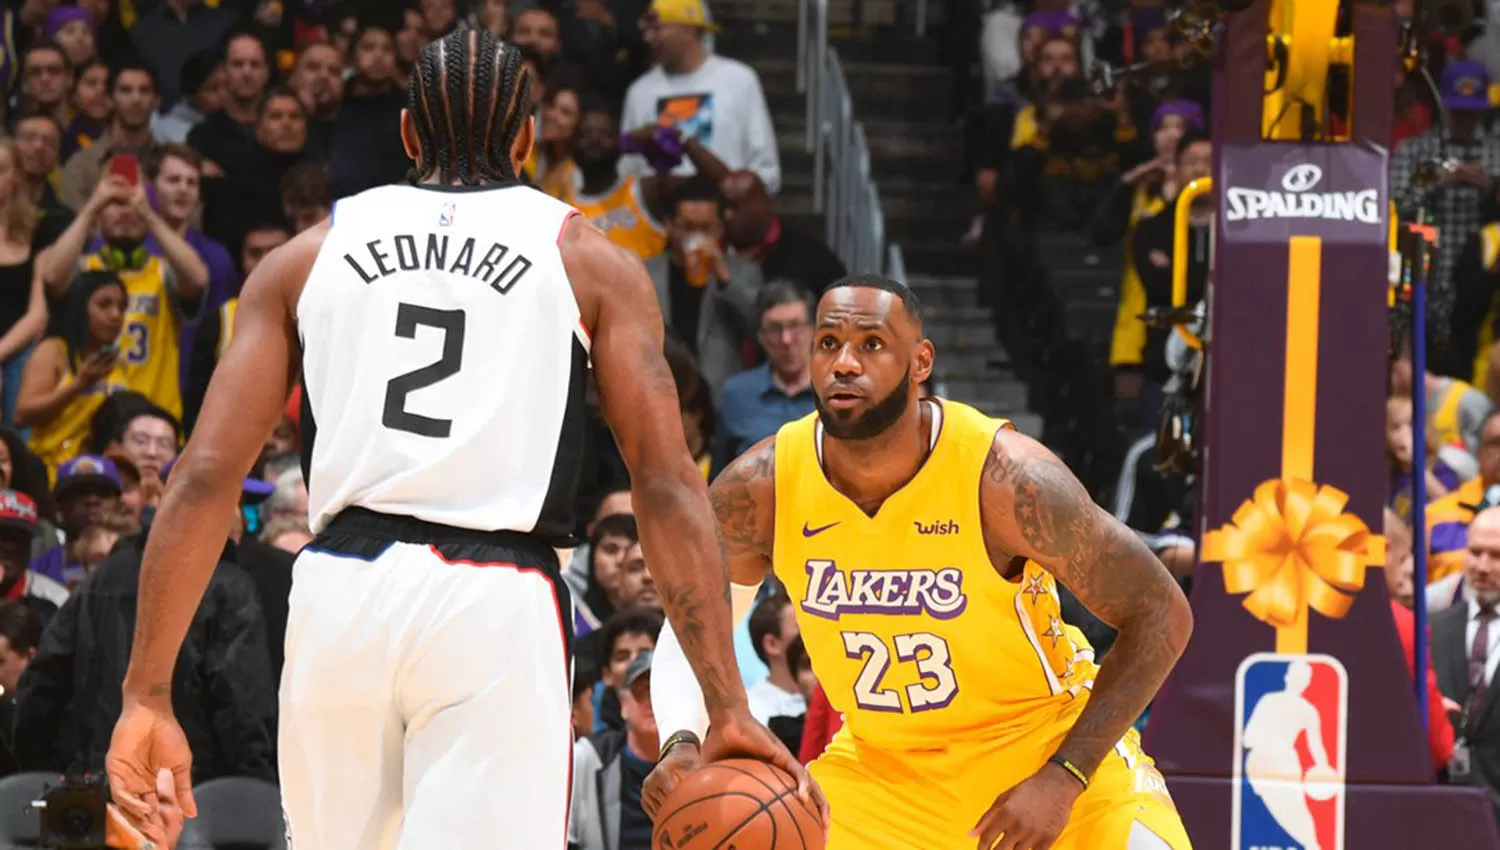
[[802, 521, 839, 537]]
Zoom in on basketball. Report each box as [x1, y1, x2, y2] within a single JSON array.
[[652, 759, 825, 850]]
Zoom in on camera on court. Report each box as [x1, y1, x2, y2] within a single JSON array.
[[33, 773, 111, 850]]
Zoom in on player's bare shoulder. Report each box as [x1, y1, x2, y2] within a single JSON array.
[[258, 219, 331, 320], [978, 427, 1098, 564], [558, 213, 658, 335], [709, 436, 777, 562]]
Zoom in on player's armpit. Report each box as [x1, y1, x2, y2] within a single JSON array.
[[563, 219, 748, 717], [979, 429, 1192, 776], [707, 436, 776, 586], [121, 227, 314, 701]]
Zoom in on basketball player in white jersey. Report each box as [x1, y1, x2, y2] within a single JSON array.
[[104, 29, 814, 850]]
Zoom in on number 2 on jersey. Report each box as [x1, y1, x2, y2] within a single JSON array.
[[383, 303, 465, 438], [843, 631, 958, 712]]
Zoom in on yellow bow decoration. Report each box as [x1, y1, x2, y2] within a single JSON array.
[[1202, 478, 1385, 655]]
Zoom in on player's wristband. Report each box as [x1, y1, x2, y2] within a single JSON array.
[[659, 730, 702, 761], [1048, 754, 1090, 790]]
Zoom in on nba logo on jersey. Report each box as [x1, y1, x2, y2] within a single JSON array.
[[1232, 652, 1348, 850], [438, 202, 456, 227]]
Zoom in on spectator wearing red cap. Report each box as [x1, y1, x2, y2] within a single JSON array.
[[0, 489, 68, 616]]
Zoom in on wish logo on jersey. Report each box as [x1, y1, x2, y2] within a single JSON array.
[[1232, 653, 1347, 850]]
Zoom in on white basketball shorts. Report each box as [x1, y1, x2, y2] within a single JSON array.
[[278, 508, 573, 850]]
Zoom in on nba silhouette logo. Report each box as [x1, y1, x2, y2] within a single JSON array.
[[1232, 652, 1348, 850], [438, 202, 456, 227]]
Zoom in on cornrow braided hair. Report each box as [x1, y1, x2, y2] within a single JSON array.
[[407, 28, 535, 185]]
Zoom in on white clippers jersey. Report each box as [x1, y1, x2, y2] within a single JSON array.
[[296, 183, 590, 540]]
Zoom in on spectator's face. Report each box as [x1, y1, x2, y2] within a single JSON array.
[[0, 633, 31, 694], [293, 44, 345, 116], [153, 155, 200, 227], [1152, 114, 1185, 163], [541, 89, 580, 145], [54, 19, 95, 67], [669, 199, 722, 262], [604, 629, 654, 689], [617, 542, 658, 607], [269, 528, 313, 553], [354, 28, 400, 85], [225, 36, 270, 104], [480, 0, 508, 36], [762, 605, 800, 665], [1385, 519, 1414, 608], [0, 530, 29, 582], [571, 687, 594, 737], [1386, 398, 1413, 467], [593, 491, 633, 527], [269, 479, 309, 525], [719, 172, 773, 249], [285, 201, 329, 234], [397, 10, 426, 65], [643, 17, 698, 68], [1480, 416, 1500, 485], [620, 673, 657, 742], [98, 196, 148, 244], [23, 47, 71, 110], [74, 528, 117, 572], [60, 483, 119, 533], [73, 63, 111, 122], [1019, 25, 1047, 67], [1140, 27, 1170, 64], [1389, 355, 1413, 397], [1176, 140, 1213, 189], [257, 95, 308, 154], [263, 414, 299, 460], [120, 415, 177, 482], [86, 283, 125, 347], [592, 531, 633, 601], [759, 300, 813, 378], [572, 110, 620, 170], [1036, 39, 1079, 86], [111, 69, 159, 132], [193, 64, 228, 114], [513, 10, 560, 61], [812, 287, 930, 440], [421, 0, 456, 35], [1467, 511, 1500, 607], [241, 227, 290, 275], [14, 117, 59, 179], [0, 441, 13, 488]]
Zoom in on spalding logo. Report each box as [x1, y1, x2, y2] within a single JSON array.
[[1225, 162, 1380, 224]]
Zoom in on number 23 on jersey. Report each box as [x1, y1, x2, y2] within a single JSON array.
[[843, 631, 958, 712]]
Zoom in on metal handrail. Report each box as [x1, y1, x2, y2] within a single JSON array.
[[795, 0, 907, 280]]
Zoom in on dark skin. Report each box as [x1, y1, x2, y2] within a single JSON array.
[[107, 61, 809, 844], [573, 108, 731, 222], [645, 287, 1192, 850]]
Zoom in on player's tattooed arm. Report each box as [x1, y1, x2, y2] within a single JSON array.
[[980, 429, 1193, 777], [707, 436, 777, 586], [566, 219, 748, 717]]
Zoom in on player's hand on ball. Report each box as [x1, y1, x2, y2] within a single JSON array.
[[107, 699, 199, 832], [970, 762, 1084, 850], [643, 739, 701, 819], [702, 708, 830, 832]]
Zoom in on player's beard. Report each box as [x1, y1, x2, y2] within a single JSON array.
[[816, 368, 911, 441]]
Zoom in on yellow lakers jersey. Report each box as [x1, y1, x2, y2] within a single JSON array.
[[81, 254, 184, 419], [30, 342, 129, 479], [564, 175, 667, 262], [772, 400, 1099, 750]]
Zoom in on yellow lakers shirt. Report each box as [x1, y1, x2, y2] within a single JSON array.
[[80, 254, 189, 419], [30, 345, 129, 479], [563, 174, 667, 262], [772, 400, 1100, 751]]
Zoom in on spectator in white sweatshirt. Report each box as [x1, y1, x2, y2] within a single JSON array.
[[621, 0, 781, 193]]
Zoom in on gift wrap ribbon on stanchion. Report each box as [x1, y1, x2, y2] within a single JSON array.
[[1201, 235, 1385, 655]]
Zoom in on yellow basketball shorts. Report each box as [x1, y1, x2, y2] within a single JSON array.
[[808, 728, 1193, 850]]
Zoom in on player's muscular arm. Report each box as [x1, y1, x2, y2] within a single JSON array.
[[708, 436, 776, 586], [120, 226, 316, 706], [566, 219, 746, 716], [981, 430, 1192, 777]]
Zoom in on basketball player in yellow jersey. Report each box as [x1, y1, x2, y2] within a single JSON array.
[[647, 275, 1194, 850]]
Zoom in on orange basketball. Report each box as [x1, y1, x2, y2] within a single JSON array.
[[652, 759, 825, 850]]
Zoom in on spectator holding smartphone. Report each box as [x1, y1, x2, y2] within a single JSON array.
[[15, 270, 127, 476]]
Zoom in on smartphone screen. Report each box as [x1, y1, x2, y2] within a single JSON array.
[[108, 154, 140, 186]]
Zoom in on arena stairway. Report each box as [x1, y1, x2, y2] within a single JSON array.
[[717, 5, 1040, 435]]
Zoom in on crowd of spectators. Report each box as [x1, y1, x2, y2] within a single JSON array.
[[0, 0, 862, 847]]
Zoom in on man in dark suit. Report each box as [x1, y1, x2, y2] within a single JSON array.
[[1434, 505, 1500, 820]]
